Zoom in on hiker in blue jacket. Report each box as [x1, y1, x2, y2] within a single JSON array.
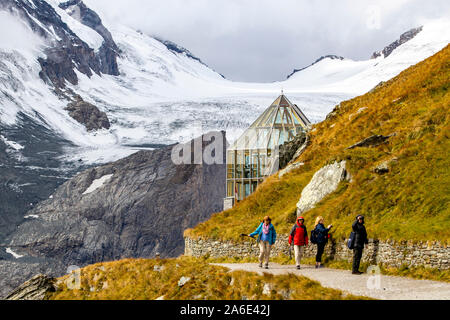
[[312, 216, 332, 268], [249, 216, 277, 269]]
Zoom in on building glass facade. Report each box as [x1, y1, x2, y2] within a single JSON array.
[[225, 94, 311, 203]]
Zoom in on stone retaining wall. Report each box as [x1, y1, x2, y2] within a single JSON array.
[[185, 235, 449, 270]]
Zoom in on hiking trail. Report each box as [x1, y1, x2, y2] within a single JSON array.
[[212, 263, 450, 300]]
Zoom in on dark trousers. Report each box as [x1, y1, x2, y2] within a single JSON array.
[[352, 247, 364, 272], [316, 243, 326, 263]]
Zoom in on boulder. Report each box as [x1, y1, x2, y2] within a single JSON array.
[[279, 162, 304, 178], [178, 276, 191, 287], [296, 161, 349, 215], [373, 157, 398, 175]]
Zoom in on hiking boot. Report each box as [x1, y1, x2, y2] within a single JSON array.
[[296, 265, 301, 270], [265, 264, 269, 269], [315, 264, 319, 269], [259, 263, 263, 268], [352, 271, 363, 275]]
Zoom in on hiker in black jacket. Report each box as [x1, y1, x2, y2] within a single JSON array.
[[352, 215, 368, 274]]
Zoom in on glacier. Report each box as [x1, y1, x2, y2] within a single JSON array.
[[0, 1, 449, 165]]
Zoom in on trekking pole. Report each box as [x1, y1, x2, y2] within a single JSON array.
[[240, 234, 256, 252]]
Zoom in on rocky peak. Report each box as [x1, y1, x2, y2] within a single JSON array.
[[371, 26, 423, 59], [287, 55, 345, 79], [154, 37, 226, 79], [0, 0, 119, 88], [0, 0, 116, 130], [59, 0, 120, 75]]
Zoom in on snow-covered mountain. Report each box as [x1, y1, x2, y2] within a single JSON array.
[[1, 1, 449, 165], [1, 0, 450, 167]]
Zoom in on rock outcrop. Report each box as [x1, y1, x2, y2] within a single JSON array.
[[65, 96, 111, 131], [278, 162, 304, 178], [373, 157, 398, 175], [371, 26, 423, 59], [347, 133, 395, 149], [296, 161, 349, 215], [4, 274, 56, 300], [278, 131, 307, 169]]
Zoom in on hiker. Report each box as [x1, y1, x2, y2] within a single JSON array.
[[312, 216, 332, 268], [288, 216, 308, 270], [351, 214, 368, 274], [249, 216, 277, 269]]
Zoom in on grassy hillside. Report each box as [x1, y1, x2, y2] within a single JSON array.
[[186, 44, 450, 243], [48, 256, 367, 300]]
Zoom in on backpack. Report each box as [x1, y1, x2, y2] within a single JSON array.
[[347, 231, 355, 249], [310, 229, 318, 244]]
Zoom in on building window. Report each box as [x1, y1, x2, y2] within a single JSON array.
[[252, 152, 259, 178], [227, 180, 234, 197], [236, 151, 243, 178], [244, 151, 251, 178], [227, 151, 234, 179], [244, 182, 251, 197]]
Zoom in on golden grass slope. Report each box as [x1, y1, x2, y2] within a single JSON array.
[[49, 257, 367, 300], [187, 44, 450, 243]]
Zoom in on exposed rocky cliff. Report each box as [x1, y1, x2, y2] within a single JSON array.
[[0, 114, 81, 244], [0, 131, 226, 298], [58, 0, 120, 75], [371, 26, 423, 59]]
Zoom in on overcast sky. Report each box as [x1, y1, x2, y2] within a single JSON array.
[[84, 0, 450, 82]]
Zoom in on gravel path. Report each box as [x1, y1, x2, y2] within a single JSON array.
[[213, 263, 450, 300]]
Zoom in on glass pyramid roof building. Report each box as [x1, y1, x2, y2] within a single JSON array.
[[229, 94, 311, 151], [224, 94, 311, 207]]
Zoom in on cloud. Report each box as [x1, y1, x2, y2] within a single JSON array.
[[0, 10, 43, 55], [84, 0, 450, 82]]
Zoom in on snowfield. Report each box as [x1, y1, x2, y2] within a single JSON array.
[[1, 1, 449, 165], [6, 248, 24, 259], [82, 174, 114, 195]]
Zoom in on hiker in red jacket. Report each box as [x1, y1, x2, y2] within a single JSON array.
[[289, 216, 309, 269]]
